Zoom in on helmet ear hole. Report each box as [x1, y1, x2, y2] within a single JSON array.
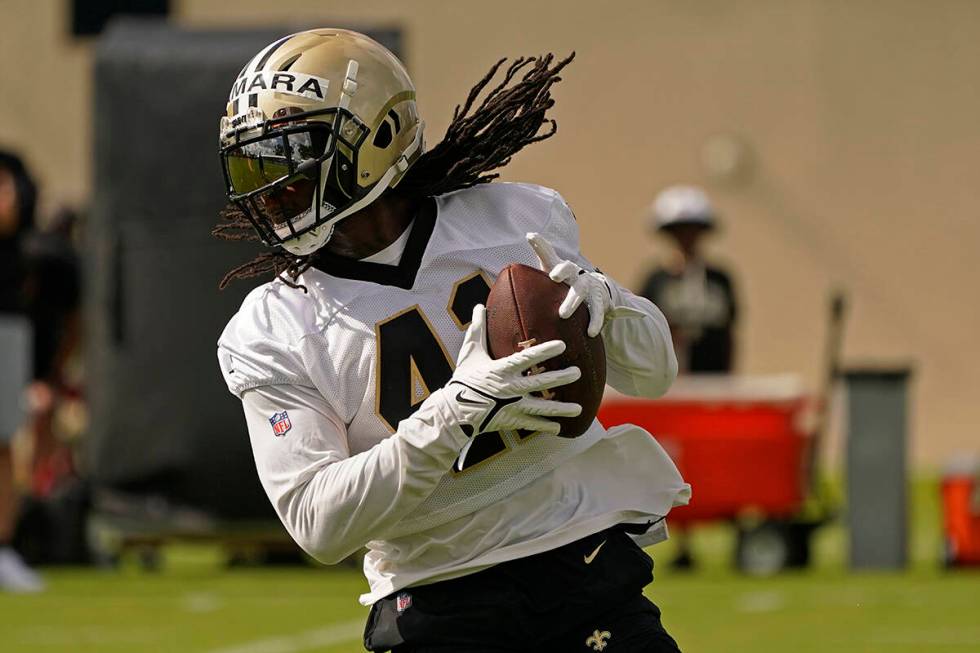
[[372, 121, 393, 149]]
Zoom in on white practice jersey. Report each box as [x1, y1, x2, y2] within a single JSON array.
[[217, 183, 691, 605]]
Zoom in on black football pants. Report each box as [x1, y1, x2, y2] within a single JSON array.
[[363, 526, 682, 652]]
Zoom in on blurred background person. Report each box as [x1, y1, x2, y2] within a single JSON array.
[[0, 149, 83, 588], [11, 202, 88, 570], [0, 149, 44, 592], [639, 185, 738, 375], [20, 205, 83, 499], [638, 185, 739, 569]]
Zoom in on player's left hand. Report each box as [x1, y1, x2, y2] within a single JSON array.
[[527, 232, 644, 338]]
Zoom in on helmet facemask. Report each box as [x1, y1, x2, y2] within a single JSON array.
[[220, 106, 371, 253]]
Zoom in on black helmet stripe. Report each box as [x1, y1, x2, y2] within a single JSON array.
[[253, 34, 294, 72], [239, 34, 291, 76], [231, 33, 296, 114]]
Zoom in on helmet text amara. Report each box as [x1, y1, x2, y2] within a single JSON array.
[[218, 29, 424, 256]]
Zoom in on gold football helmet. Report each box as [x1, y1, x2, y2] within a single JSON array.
[[219, 29, 424, 255]]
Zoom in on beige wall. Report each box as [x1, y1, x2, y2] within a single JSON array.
[[2, 0, 978, 466]]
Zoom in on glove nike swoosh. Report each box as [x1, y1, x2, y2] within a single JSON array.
[[450, 381, 521, 433], [455, 390, 487, 407]]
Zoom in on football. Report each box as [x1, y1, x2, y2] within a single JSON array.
[[486, 263, 606, 437]]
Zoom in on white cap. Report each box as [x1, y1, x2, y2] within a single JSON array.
[[651, 185, 716, 230]]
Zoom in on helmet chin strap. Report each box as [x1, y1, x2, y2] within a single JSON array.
[[280, 222, 335, 257]]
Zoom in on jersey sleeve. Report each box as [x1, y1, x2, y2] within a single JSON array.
[[242, 382, 470, 565], [217, 285, 313, 396], [542, 192, 678, 399]]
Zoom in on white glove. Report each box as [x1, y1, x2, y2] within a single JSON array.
[[527, 232, 644, 337], [446, 304, 582, 438]]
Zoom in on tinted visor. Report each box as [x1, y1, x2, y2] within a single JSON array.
[[219, 109, 371, 244], [224, 127, 329, 196]]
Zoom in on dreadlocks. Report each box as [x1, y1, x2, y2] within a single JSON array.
[[213, 52, 575, 290], [212, 205, 315, 290], [397, 53, 574, 197]]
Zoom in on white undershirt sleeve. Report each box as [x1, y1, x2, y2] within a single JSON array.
[[542, 190, 678, 399], [242, 383, 469, 565], [600, 279, 678, 399]]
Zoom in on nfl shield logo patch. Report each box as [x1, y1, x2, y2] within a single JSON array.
[[269, 411, 292, 437], [396, 592, 412, 613]]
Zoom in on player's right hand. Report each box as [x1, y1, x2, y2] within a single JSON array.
[[446, 304, 581, 437]]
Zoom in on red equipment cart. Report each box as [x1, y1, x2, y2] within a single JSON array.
[[941, 457, 980, 567], [599, 375, 827, 573]]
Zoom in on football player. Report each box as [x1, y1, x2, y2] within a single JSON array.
[[215, 29, 690, 652]]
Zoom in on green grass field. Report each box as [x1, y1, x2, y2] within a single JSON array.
[[1, 478, 977, 653]]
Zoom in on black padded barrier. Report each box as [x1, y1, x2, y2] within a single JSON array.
[[86, 20, 402, 519]]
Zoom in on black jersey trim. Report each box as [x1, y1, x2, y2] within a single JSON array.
[[310, 197, 437, 289]]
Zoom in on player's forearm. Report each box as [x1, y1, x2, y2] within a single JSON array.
[[285, 392, 468, 564], [244, 386, 468, 565], [600, 281, 678, 398]]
